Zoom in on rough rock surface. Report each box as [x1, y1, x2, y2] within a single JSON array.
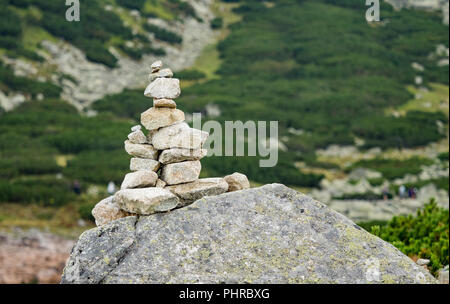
[[124, 141, 158, 159], [152, 122, 208, 150], [127, 130, 147, 144], [159, 148, 207, 164], [167, 178, 229, 206], [161, 160, 202, 185], [61, 184, 436, 284], [141, 107, 185, 131], [144, 78, 181, 99], [92, 196, 132, 226], [224, 172, 250, 192], [120, 170, 158, 190], [154, 98, 177, 108], [149, 68, 174, 82], [130, 158, 160, 172], [115, 188, 179, 215]]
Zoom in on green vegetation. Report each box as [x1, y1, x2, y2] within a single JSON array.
[[333, 191, 391, 201], [350, 157, 434, 180], [390, 177, 449, 193], [0, 99, 132, 205], [370, 200, 449, 275], [143, 23, 183, 44], [0, 0, 193, 67], [177, 0, 448, 154], [175, 69, 207, 80], [0, 63, 62, 98], [211, 17, 223, 29]]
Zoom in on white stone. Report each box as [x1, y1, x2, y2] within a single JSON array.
[[121, 170, 158, 190], [144, 78, 181, 99], [127, 130, 147, 144], [115, 188, 179, 215], [224, 173, 250, 192], [91, 196, 132, 226], [141, 107, 185, 130], [151, 60, 163, 72], [130, 158, 160, 172], [124, 140, 158, 159], [152, 122, 209, 150], [159, 148, 207, 164], [161, 160, 201, 185], [131, 125, 141, 132], [149, 68, 173, 82]]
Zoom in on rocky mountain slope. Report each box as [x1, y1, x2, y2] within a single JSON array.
[[386, 0, 449, 24], [0, 0, 216, 112], [61, 184, 436, 284]]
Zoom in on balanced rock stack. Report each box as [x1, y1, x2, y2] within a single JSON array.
[[92, 61, 250, 226]]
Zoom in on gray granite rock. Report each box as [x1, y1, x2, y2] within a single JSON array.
[[114, 187, 179, 215], [152, 122, 208, 150], [130, 158, 160, 172], [144, 78, 181, 99], [141, 107, 185, 131], [124, 140, 158, 159], [159, 148, 207, 164], [61, 184, 436, 284], [120, 170, 158, 190], [160, 160, 201, 185], [167, 178, 228, 207], [128, 130, 147, 144], [149, 68, 173, 82]]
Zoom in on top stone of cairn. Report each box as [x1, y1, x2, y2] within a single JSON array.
[[151, 60, 163, 73]]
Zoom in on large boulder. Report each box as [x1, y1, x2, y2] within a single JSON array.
[[61, 184, 436, 284]]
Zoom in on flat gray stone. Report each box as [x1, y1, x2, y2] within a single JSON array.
[[128, 130, 147, 144], [120, 170, 158, 190], [167, 178, 228, 206], [114, 188, 179, 215], [124, 140, 158, 159], [141, 107, 185, 131], [62, 184, 437, 284], [148, 68, 173, 82], [130, 158, 160, 172], [159, 148, 207, 164], [144, 78, 181, 99], [152, 123, 208, 150], [160, 160, 201, 185]]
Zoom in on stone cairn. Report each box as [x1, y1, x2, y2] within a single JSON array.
[[92, 61, 250, 226]]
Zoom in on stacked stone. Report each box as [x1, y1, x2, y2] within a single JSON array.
[[92, 61, 250, 225]]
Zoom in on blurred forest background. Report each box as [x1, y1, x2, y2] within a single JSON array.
[[0, 0, 448, 283]]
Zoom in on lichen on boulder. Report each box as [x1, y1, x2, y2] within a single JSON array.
[[62, 184, 436, 284]]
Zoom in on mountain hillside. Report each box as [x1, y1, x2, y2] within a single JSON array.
[[0, 0, 216, 111]]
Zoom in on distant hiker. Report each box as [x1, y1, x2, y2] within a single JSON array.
[[399, 185, 406, 199], [107, 181, 116, 195], [73, 180, 81, 195], [408, 187, 415, 199], [382, 187, 389, 200]]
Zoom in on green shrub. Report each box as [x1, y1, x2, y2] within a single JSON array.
[[370, 200, 449, 275], [143, 24, 182, 44], [350, 157, 434, 180], [211, 17, 223, 29], [175, 69, 206, 80], [78, 202, 96, 222], [0, 178, 77, 206]]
